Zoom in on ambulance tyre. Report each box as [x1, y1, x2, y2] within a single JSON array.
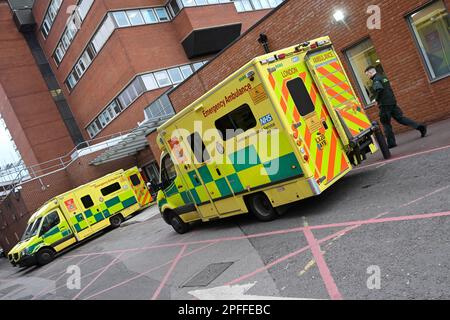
[[247, 193, 278, 222], [373, 124, 391, 160], [36, 248, 55, 266], [171, 216, 190, 234], [110, 214, 123, 228]]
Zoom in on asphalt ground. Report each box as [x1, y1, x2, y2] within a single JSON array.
[[0, 119, 449, 300]]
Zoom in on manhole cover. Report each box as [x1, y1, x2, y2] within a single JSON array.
[[182, 262, 234, 288]]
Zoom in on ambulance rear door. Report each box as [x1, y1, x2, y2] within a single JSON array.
[[124, 168, 152, 207], [305, 45, 373, 145], [261, 50, 352, 186]]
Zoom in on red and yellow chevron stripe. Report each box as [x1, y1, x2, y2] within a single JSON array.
[[268, 63, 350, 185], [311, 52, 372, 138], [137, 189, 152, 205]]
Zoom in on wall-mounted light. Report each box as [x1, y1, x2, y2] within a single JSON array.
[[258, 33, 270, 54], [333, 10, 346, 22]]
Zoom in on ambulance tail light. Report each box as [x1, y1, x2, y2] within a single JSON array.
[[310, 42, 318, 49], [277, 53, 286, 60]]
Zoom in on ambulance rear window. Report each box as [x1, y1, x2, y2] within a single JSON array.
[[215, 104, 257, 140], [101, 182, 122, 196], [287, 78, 315, 116], [130, 174, 141, 186]]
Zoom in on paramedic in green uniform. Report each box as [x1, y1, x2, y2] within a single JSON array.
[[365, 66, 427, 148]]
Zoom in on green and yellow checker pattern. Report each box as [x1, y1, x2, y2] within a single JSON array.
[[159, 133, 303, 210], [71, 189, 138, 232]]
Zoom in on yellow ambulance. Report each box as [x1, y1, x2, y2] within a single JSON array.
[[8, 167, 152, 267], [156, 36, 390, 234]]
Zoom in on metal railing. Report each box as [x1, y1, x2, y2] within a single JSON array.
[[0, 129, 134, 202]]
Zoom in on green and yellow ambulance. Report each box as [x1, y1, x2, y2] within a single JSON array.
[[8, 167, 152, 267], [156, 36, 391, 234]]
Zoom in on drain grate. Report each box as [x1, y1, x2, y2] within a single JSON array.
[[182, 262, 234, 288]]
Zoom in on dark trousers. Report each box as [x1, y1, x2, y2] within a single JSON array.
[[379, 104, 420, 146]]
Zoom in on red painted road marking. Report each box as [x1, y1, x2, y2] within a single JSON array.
[[151, 245, 187, 300], [72, 253, 123, 300], [225, 210, 450, 287], [226, 244, 311, 286], [32, 255, 92, 300], [85, 242, 216, 300], [64, 209, 450, 259], [303, 227, 342, 300]]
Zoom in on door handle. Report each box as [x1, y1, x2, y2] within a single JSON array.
[[322, 121, 328, 130]]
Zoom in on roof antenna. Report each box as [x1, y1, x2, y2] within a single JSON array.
[[258, 33, 270, 54]]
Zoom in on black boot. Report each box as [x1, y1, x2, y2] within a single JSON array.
[[418, 125, 427, 138]]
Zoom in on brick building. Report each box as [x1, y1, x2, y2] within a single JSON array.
[[0, 0, 282, 251], [0, 0, 449, 251], [153, 0, 449, 165]]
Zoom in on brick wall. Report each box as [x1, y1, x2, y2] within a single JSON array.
[[0, 2, 75, 167], [168, 0, 450, 133]]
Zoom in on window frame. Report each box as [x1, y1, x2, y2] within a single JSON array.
[[343, 37, 383, 107], [406, 0, 450, 82]]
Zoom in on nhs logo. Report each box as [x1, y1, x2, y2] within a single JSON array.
[[259, 114, 273, 126]]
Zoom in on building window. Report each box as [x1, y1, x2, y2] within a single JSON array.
[[154, 70, 172, 87], [141, 9, 158, 24], [51, 0, 94, 65], [112, 11, 131, 27], [126, 10, 145, 26], [142, 74, 159, 90], [155, 8, 170, 22], [40, 0, 63, 39], [233, 0, 282, 12], [86, 61, 205, 138], [345, 38, 385, 105], [408, 0, 450, 80], [168, 68, 184, 84], [145, 93, 175, 120]]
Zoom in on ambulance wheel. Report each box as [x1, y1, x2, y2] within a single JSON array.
[[36, 248, 55, 266], [110, 215, 123, 228], [248, 193, 278, 222], [374, 126, 391, 160], [171, 216, 190, 234]]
